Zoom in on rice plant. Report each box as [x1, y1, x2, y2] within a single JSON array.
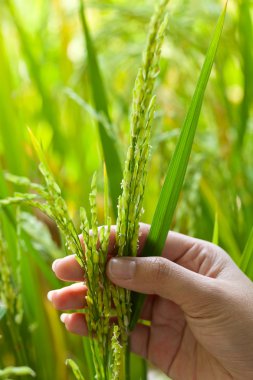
[[0, 3, 169, 379]]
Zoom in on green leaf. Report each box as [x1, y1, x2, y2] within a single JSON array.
[[240, 226, 253, 280], [79, 1, 123, 218], [130, 3, 227, 330]]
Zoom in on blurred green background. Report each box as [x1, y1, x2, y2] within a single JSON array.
[[0, 0, 252, 379]]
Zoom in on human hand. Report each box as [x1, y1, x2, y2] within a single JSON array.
[[48, 224, 253, 380]]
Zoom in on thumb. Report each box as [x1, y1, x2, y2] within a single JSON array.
[[106, 256, 216, 311]]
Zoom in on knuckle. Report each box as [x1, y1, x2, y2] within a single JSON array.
[[200, 240, 228, 261]]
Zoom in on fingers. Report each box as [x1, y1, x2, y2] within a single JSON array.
[[47, 282, 153, 323], [60, 312, 88, 336], [52, 223, 218, 284], [51, 223, 225, 316], [140, 295, 154, 321], [47, 283, 87, 310], [60, 312, 151, 365], [138, 225, 229, 276], [59, 310, 151, 361], [51, 224, 149, 283], [106, 256, 215, 310], [59, 308, 177, 375], [52, 226, 117, 282], [52, 255, 85, 282], [130, 323, 149, 358]]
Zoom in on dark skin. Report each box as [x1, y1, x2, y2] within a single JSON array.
[[48, 224, 253, 380]]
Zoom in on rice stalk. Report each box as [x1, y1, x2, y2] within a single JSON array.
[[80, 174, 112, 379], [112, 0, 169, 359]]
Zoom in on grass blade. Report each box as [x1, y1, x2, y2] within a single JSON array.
[[79, 1, 123, 217], [240, 226, 253, 280], [130, 3, 227, 330]]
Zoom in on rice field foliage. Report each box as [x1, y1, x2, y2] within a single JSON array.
[[0, 0, 253, 379]]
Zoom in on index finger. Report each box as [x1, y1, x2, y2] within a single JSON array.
[[52, 254, 85, 282]]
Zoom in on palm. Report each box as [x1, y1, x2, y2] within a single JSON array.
[[138, 295, 230, 379]]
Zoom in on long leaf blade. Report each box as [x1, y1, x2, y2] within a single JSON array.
[[130, 3, 227, 330], [79, 1, 123, 218]]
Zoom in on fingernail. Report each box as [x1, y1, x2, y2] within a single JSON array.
[[108, 258, 136, 280], [52, 259, 60, 272], [47, 291, 54, 302], [60, 313, 69, 323]]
